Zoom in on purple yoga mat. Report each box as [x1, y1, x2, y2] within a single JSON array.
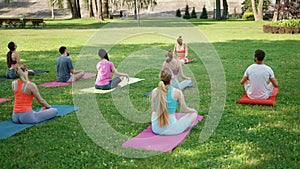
[[122, 113, 203, 152], [38, 72, 96, 87]]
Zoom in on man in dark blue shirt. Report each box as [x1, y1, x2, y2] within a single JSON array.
[[56, 46, 84, 82]]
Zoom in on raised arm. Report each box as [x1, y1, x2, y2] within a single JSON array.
[[28, 82, 51, 109]]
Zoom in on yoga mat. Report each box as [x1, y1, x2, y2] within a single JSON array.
[[0, 70, 49, 82], [38, 72, 96, 87], [0, 98, 11, 104], [80, 77, 144, 94], [186, 58, 196, 63], [143, 91, 152, 97], [122, 113, 203, 152], [0, 105, 78, 140], [237, 88, 278, 106]]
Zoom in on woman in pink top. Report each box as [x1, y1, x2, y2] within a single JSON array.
[[95, 49, 129, 90]]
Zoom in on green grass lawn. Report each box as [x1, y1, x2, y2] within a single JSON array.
[[0, 18, 299, 168]]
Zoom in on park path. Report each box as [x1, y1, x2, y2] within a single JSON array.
[[0, 0, 69, 18]]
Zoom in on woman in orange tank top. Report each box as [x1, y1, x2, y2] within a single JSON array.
[[11, 63, 57, 124]]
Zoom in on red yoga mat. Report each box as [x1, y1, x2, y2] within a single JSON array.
[[237, 88, 278, 106]]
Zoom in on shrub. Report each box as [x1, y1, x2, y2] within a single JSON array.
[[271, 19, 300, 27], [176, 8, 181, 17], [191, 7, 197, 18], [232, 7, 238, 19], [200, 5, 208, 19], [242, 12, 254, 20], [183, 5, 190, 19]]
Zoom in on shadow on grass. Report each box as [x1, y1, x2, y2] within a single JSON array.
[[0, 38, 299, 168]]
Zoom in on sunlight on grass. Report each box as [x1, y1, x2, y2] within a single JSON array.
[[0, 18, 299, 168]]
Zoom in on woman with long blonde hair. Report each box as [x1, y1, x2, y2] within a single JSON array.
[[11, 63, 57, 124], [162, 50, 193, 90], [151, 68, 198, 135]]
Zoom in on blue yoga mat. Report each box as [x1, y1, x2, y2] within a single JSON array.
[[0, 105, 78, 140]]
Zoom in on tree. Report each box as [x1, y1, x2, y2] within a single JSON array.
[[241, 0, 271, 12], [215, 0, 221, 20], [272, 0, 300, 21], [49, 0, 63, 19], [191, 7, 197, 18], [67, 0, 81, 18], [200, 5, 208, 19], [176, 8, 181, 17], [222, 0, 228, 20], [250, 0, 263, 21], [183, 4, 190, 19], [104, 0, 109, 18], [232, 7, 238, 19]]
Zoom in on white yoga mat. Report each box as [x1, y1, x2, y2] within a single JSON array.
[[79, 77, 144, 94]]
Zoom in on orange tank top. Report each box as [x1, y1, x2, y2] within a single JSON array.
[[13, 80, 34, 113]]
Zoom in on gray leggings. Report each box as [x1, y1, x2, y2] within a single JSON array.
[[12, 108, 58, 124]]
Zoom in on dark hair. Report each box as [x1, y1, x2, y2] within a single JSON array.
[[103, 53, 109, 61], [255, 49, 265, 61], [59, 46, 67, 54], [98, 49, 109, 61], [8, 42, 15, 51], [6, 42, 16, 68]]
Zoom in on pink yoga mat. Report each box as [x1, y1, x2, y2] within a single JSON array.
[[0, 98, 11, 104], [38, 72, 96, 87], [122, 113, 203, 152]]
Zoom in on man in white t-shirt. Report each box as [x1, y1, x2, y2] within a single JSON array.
[[240, 49, 278, 99]]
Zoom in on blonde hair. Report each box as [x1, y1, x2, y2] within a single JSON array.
[[177, 36, 183, 42], [165, 50, 173, 63], [14, 63, 27, 83], [156, 68, 172, 128]]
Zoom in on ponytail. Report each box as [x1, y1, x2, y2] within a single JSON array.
[[7, 42, 16, 68], [156, 81, 169, 128], [6, 51, 13, 68], [103, 53, 109, 61], [155, 68, 173, 128]]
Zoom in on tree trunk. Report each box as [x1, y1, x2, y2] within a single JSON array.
[[272, 0, 281, 22], [222, 0, 228, 20], [134, 0, 137, 19], [104, 0, 109, 18], [251, 0, 259, 21], [216, 0, 221, 20], [97, 0, 104, 20], [89, 0, 94, 17], [76, 0, 81, 18], [51, 6, 55, 18], [257, 0, 264, 20]]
